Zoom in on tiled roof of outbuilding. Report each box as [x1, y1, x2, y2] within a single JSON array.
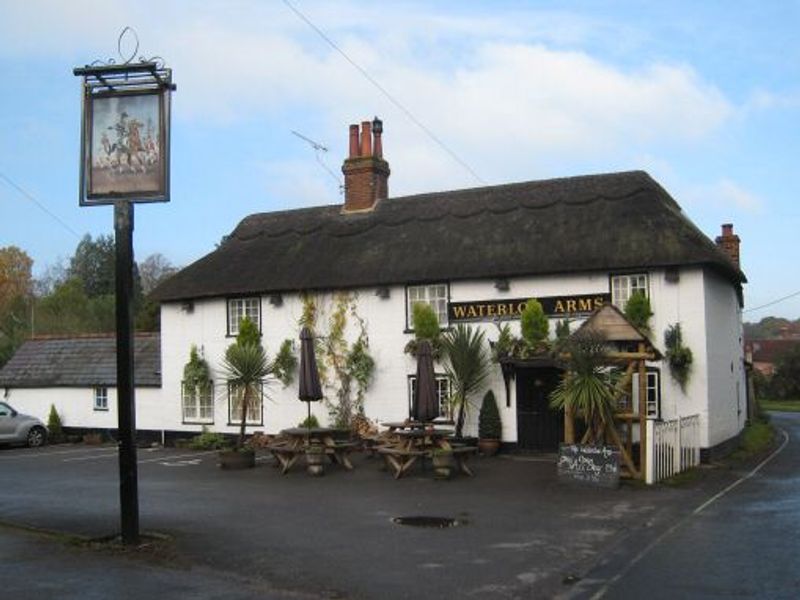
[[0, 334, 161, 388], [152, 170, 745, 302]]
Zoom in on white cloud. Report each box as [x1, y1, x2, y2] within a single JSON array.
[[0, 1, 736, 194], [745, 89, 800, 111], [682, 179, 764, 213]]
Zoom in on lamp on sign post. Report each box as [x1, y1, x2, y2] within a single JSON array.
[[73, 28, 176, 546]]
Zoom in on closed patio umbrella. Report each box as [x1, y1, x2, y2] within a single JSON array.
[[412, 340, 439, 423], [298, 327, 323, 437]]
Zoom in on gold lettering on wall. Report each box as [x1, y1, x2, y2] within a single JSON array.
[[449, 293, 611, 322]]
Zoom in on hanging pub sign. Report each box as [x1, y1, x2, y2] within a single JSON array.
[[75, 35, 174, 205], [448, 293, 611, 322]]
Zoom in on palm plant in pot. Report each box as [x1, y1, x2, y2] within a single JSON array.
[[219, 317, 272, 469], [478, 389, 502, 456], [442, 324, 490, 440]]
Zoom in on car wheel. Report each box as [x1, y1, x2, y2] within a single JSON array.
[[27, 426, 47, 448]]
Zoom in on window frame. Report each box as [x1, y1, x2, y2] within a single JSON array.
[[407, 373, 452, 420], [93, 386, 109, 411], [405, 283, 450, 331], [610, 273, 649, 311], [226, 296, 262, 337], [227, 382, 264, 426], [181, 380, 215, 424]]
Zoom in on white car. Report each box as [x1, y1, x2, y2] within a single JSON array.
[[0, 402, 48, 447]]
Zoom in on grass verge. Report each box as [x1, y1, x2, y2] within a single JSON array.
[[760, 399, 800, 413], [729, 419, 775, 461]]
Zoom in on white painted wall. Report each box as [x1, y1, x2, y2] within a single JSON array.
[[703, 271, 747, 447], [6, 265, 745, 452], [2, 386, 162, 431]]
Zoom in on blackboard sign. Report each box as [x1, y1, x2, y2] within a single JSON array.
[[557, 444, 620, 489]]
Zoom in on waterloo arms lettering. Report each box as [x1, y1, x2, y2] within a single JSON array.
[[448, 293, 611, 322]]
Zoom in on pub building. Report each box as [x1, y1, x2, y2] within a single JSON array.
[[0, 119, 748, 461]]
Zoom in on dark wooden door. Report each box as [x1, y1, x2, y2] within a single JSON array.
[[516, 368, 564, 451]]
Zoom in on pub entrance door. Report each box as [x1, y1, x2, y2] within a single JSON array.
[[515, 367, 564, 451]]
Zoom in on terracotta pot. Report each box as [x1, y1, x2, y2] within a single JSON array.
[[478, 438, 501, 456], [218, 449, 256, 470]]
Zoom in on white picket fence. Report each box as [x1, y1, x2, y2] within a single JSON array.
[[645, 414, 701, 484]]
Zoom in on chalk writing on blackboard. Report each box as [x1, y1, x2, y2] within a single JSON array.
[[557, 444, 620, 488]]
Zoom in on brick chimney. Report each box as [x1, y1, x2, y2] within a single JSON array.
[[715, 223, 741, 269], [341, 117, 390, 213]]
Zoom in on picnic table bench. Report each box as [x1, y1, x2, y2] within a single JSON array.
[[267, 429, 358, 475], [449, 445, 478, 477], [377, 447, 426, 479]]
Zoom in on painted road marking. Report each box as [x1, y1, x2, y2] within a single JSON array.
[[0, 446, 118, 460], [160, 459, 203, 467]]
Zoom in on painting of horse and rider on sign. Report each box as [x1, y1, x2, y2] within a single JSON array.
[[88, 93, 165, 199]]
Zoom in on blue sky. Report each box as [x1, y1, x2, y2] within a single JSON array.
[[1, 1, 798, 319]]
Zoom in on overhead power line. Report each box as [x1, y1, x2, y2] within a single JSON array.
[[744, 289, 800, 313], [0, 170, 82, 239], [282, 0, 486, 186]]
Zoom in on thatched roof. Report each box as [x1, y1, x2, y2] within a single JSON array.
[[153, 170, 744, 302]]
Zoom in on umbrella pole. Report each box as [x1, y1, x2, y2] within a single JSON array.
[[306, 402, 311, 448]]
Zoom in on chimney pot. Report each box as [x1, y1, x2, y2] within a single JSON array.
[[360, 121, 373, 157], [348, 124, 359, 158], [372, 116, 383, 158]]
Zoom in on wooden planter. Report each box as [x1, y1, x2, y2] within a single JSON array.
[[305, 447, 326, 477], [478, 438, 501, 456], [218, 449, 256, 470], [432, 451, 454, 479]]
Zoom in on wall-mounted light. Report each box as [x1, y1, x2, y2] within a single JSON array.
[[494, 278, 510, 292], [181, 300, 194, 314], [269, 293, 283, 307], [375, 287, 390, 299]]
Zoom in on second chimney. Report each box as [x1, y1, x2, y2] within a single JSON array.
[[342, 117, 390, 213], [715, 223, 741, 269]]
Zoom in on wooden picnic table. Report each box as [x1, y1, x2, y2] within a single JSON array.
[[375, 427, 476, 479], [267, 427, 357, 474]]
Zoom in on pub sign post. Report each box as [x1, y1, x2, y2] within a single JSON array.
[[73, 29, 175, 545]]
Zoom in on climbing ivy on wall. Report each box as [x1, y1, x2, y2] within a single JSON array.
[[300, 292, 375, 428]]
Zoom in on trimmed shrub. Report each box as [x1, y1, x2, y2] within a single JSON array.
[[520, 299, 548, 345], [478, 390, 502, 439]]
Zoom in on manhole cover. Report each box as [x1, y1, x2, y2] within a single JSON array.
[[392, 516, 461, 528]]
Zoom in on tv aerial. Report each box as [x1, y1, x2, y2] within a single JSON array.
[[291, 130, 343, 194]]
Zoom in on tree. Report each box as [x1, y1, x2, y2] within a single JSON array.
[[0, 247, 33, 366], [0, 246, 33, 314], [442, 324, 490, 438], [68, 234, 116, 298], [771, 345, 800, 400], [138, 253, 177, 295]]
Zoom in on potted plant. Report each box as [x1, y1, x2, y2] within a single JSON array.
[[442, 324, 490, 441], [404, 302, 443, 358], [431, 447, 454, 479], [219, 317, 272, 470], [549, 329, 615, 444], [478, 390, 502, 456]]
